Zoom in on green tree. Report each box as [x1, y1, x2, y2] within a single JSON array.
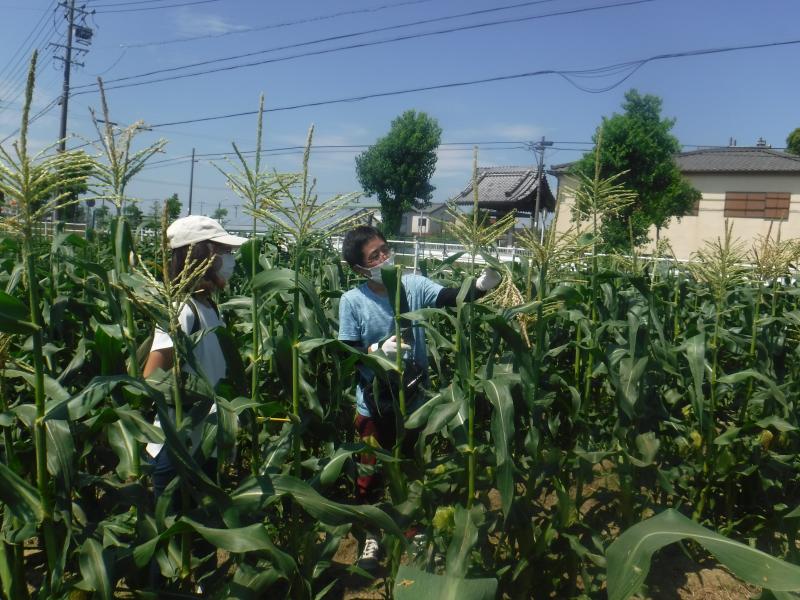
[[146, 200, 162, 229], [787, 127, 800, 155], [93, 204, 110, 230], [166, 192, 182, 220], [573, 90, 700, 249], [212, 206, 229, 227], [123, 203, 143, 229], [144, 194, 181, 229], [355, 110, 442, 235]]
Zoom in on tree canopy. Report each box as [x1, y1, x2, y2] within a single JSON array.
[[211, 206, 229, 226], [787, 127, 800, 155], [572, 90, 700, 250], [145, 193, 182, 228], [355, 110, 442, 235], [123, 203, 143, 229], [165, 193, 182, 220]]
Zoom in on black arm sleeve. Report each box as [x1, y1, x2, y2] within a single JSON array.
[[435, 285, 487, 308], [341, 339, 365, 352]]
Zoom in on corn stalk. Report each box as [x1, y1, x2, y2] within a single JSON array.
[[0, 51, 95, 592]]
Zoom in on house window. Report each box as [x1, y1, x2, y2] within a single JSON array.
[[724, 192, 790, 220], [418, 217, 427, 228]]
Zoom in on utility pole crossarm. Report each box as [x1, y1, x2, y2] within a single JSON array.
[[530, 136, 553, 239]]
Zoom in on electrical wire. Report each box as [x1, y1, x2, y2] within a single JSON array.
[[92, 0, 214, 7], [0, 93, 62, 145], [118, 37, 799, 129], [94, 0, 223, 13], [139, 141, 530, 169], [92, 47, 129, 76], [70, 0, 600, 90], [0, 0, 58, 86], [122, 0, 448, 48], [0, 27, 63, 118], [0, 20, 61, 108]]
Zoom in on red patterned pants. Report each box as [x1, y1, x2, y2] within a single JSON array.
[[354, 413, 418, 503]]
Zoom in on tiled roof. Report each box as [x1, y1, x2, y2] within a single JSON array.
[[675, 147, 800, 173], [417, 202, 449, 214], [550, 148, 800, 175], [451, 166, 556, 212]]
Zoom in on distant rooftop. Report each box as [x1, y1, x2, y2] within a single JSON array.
[[550, 147, 800, 176], [451, 165, 556, 213], [675, 147, 800, 173]]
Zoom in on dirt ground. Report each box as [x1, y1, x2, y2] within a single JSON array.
[[641, 546, 758, 600], [333, 535, 758, 600], [333, 533, 387, 600], [331, 477, 760, 600]]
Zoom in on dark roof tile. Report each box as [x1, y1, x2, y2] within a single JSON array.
[[675, 147, 800, 173]]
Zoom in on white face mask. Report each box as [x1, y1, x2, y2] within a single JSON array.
[[216, 253, 236, 282], [361, 253, 394, 283]]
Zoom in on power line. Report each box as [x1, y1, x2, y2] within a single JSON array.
[[72, 0, 629, 92], [0, 0, 58, 86], [127, 37, 800, 129], [75, 0, 566, 87], [0, 26, 63, 118], [138, 143, 529, 170], [0, 93, 62, 145], [0, 52, 56, 114], [92, 0, 211, 7], [122, 0, 446, 48], [144, 141, 532, 166], [0, 18, 61, 110], [95, 0, 223, 13]]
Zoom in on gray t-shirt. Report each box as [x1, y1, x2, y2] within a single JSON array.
[[338, 274, 443, 417]]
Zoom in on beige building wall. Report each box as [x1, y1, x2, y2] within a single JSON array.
[[554, 173, 800, 260]]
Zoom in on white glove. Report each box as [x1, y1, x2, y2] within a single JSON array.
[[369, 335, 411, 361], [475, 268, 502, 292]]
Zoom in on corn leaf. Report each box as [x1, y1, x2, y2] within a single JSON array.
[[393, 565, 497, 600], [606, 509, 800, 600]]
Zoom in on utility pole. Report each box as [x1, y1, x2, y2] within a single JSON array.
[[53, 0, 93, 220], [57, 0, 75, 155], [187, 148, 196, 214], [528, 136, 553, 239]]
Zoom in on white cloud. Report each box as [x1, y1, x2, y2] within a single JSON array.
[[447, 122, 545, 142], [269, 125, 373, 149], [176, 13, 248, 37]]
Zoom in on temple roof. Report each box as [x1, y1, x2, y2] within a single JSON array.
[[452, 166, 556, 213]]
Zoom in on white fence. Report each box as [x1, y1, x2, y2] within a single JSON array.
[[329, 236, 531, 271], [34, 223, 750, 273]]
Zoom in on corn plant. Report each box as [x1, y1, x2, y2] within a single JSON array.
[[0, 51, 95, 595], [88, 78, 167, 381]]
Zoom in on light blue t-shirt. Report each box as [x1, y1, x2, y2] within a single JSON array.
[[338, 274, 443, 417]]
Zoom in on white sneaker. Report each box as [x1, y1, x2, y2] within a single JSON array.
[[358, 535, 381, 571]]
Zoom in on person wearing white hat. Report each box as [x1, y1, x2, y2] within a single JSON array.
[[142, 215, 247, 495]]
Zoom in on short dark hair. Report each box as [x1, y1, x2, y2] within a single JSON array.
[[342, 225, 386, 268]]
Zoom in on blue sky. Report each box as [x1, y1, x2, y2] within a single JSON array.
[[1, 0, 799, 227]]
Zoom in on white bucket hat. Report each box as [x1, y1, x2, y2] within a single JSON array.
[[167, 215, 248, 249]]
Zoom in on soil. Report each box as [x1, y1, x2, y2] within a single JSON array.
[[333, 533, 388, 600], [642, 546, 758, 600], [333, 535, 759, 600], [331, 467, 762, 600]]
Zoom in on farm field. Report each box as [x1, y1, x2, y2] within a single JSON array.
[[4, 55, 800, 600]]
